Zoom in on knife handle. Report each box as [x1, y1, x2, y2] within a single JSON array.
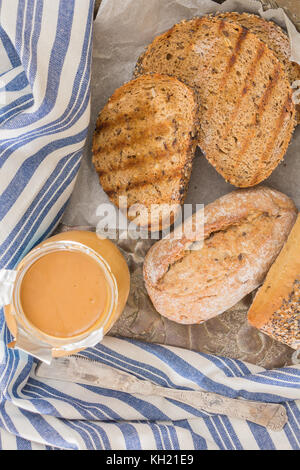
[[152, 387, 287, 431]]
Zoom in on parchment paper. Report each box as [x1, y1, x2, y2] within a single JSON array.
[[61, 0, 300, 368]]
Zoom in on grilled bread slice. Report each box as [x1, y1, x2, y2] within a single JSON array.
[[135, 17, 296, 188], [92, 74, 198, 230], [213, 12, 300, 124]]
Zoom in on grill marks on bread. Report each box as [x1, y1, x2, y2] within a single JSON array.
[[135, 17, 296, 187], [202, 27, 250, 124], [92, 74, 198, 228], [213, 12, 300, 124], [251, 93, 294, 185], [202, 29, 294, 187]]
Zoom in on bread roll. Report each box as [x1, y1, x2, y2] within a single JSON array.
[[143, 187, 297, 324]]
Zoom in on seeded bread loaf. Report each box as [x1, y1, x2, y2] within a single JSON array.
[[143, 187, 297, 325], [213, 12, 300, 124], [92, 74, 198, 230], [248, 214, 300, 350], [135, 17, 296, 187]]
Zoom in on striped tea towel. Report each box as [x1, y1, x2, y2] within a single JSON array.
[[1, 336, 300, 450], [0, 0, 299, 450]]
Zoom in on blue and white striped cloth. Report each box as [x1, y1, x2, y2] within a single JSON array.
[[0, 0, 299, 450]]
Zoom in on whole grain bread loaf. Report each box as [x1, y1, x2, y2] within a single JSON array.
[[92, 74, 198, 230], [135, 17, 296, 187], [212, 12, 300, 124], [248, 214, 300, 350], [143, 187, 297, 324]]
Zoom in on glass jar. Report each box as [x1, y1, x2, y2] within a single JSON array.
[[4, 231, 130, 361]]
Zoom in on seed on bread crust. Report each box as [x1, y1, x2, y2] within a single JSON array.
[[248, 214, 300, 349]]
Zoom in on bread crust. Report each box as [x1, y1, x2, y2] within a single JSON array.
[[92, 74, 198, 230], [248, 214, 300, 349], [135, 17, 296, 188], [143, 187, 297, 324]]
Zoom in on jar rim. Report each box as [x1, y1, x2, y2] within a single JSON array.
[[12, 240, 118, 346]]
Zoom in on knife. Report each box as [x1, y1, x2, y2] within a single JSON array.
[[35, 355, 288, 431]]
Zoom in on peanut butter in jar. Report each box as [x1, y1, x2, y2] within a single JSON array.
[[4, 231, 130, 360]]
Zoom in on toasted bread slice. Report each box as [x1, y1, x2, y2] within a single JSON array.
[[248, 214, 300, 349], [135, 17, 296, 188], [92, 74, 198, 230], [213, 12, 300, 124]]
